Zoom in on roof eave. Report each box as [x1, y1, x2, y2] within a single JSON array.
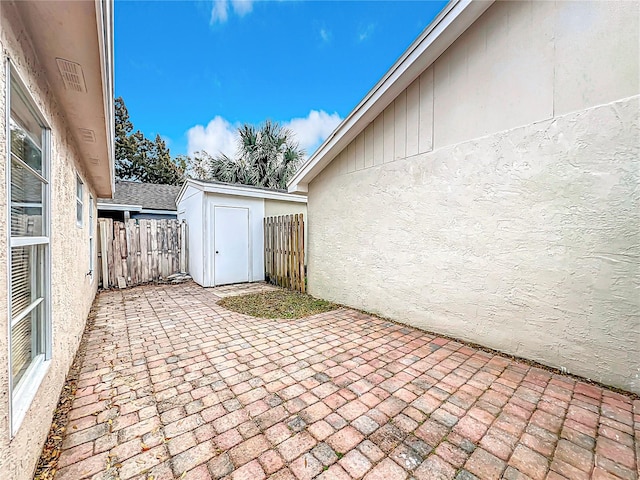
[[287, 0, 494, 193], [97, 203, 143, 212], [178, 178, 308, 204], [13, 0, 115, 197], [95, 0, 115, 198]]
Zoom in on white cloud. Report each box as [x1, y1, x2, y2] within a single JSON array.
[[284, 110, 342, 155], [186, 110, 343, 159], [210, 0, 229, 23], [232, 0, 253, 16], [358, 23, 376, 42], [210, 0, 254, 24], [319, 28, 332, 43], [186, 116, 238, 158]]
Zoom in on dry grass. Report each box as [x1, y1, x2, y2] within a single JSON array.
[[218, 289, 336, 319]]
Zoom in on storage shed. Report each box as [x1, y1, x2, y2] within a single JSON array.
[[176, 179, 307, 287]]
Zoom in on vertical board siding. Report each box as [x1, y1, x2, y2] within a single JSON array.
[[355, 132, 365, 171], [347, 142, 356, 173], [263, 214, 305, 293], [338, 150, 347, 176], [98, 218, 188, 288], [383, 103, 395, 163], [419, 68, 434, 154], [373, 116, 384, 166], [324, 66, 436, 181], [364, 123, 375, 168], [406, 78, 420, 157], [394, 90, 407, 161]]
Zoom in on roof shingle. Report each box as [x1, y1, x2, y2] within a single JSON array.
[[98, 180, 181, 211]]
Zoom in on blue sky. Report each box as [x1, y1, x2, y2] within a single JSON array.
[[115, 0, 447, 158]]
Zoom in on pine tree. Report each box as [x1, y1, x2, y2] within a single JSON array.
[[114, 97, 184, 185]]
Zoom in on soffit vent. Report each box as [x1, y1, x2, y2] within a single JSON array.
[[90, 157, 101, 164], [79, 128, 96, 143], [56, 58, 87, 93]]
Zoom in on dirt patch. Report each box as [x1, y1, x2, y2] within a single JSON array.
[[218, 289, 336, 319]]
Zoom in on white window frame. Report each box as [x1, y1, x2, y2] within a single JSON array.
[[6, 59, 52, 437], [76, 174, 84, 227], [88, 194, 94, 278]]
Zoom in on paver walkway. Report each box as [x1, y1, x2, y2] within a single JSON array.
[[51, 283, 639, 480]]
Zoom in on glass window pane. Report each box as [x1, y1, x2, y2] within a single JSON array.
[[11, 306, 43, 391], [11, 315, 32, 388], [76, 177, 83, 199], [77, 201, 83, 225], [10, 119, 42, 174], [11, 206, 43, 237], [10, 72, 43, 151], [11, 246, 44, 319], [11, 158, 43, 204], [89, 238, 94, 270], [89, 196, 94, 230], [11, 158, 44, 237]]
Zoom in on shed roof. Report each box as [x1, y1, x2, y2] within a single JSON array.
[[176, 178, 307, 205], [98, 180, 182, 211], [286, 0, 494, 193]]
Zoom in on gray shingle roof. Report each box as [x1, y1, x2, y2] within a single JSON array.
[[98, 180, 182, 211]]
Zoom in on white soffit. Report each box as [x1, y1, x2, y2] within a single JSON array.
[[56, 58, 87, 93], [14, 0, 114, 197], [287, 0, 494, 193]]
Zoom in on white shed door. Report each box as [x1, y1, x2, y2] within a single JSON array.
[[214, 206, 250, 285]]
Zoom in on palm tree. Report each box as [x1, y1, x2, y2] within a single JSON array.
[[206, 120, 305, 190]]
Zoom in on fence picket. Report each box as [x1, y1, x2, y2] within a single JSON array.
[[293, 214, 299, 291], [113, 221, 121, 283], [263, 214, 305, 293], [107, 218, 115, 287], [299, 214, 305, 293], [97, 218, 188, 288]]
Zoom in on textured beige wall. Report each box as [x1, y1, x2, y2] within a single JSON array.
[[0, 3, 99, 478], [308, 1, 640, 393]]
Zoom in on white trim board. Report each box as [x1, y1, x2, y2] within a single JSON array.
[[96, 204, 177, 216], [97, 202, 142, 212]]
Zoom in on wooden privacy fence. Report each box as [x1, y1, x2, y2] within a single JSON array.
[[98, 218, 188, 289], [264, 214, 305, 293]]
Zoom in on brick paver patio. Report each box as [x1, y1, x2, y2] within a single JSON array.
[[51, 283, 639, 480]]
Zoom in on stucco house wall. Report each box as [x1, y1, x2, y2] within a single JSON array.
[[306, 1, 640, 393], [0, 4, 103, 479]]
